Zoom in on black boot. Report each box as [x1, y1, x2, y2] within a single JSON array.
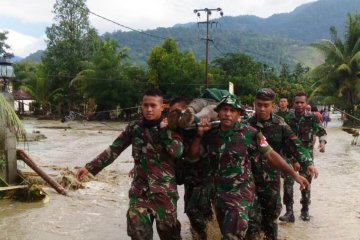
[[300, 204, 310, 221], [279, 204, 295, 222]]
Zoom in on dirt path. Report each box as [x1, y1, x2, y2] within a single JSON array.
[[1, 116, 359, 240]]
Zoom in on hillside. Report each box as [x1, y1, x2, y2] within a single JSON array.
[[22, 0, 360, 69], [209, 0, 360, 43], [102, 0, 359, 69]]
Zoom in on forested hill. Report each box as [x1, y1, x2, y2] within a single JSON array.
[[193, 0, 360, 43], [25, 0, 360, 69], [101, 0, 360, 69]]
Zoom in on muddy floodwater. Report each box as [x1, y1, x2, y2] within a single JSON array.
[[1, 115, 360, 240]]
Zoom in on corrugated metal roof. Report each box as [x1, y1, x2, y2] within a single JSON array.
[[13, 90, 33, 100]]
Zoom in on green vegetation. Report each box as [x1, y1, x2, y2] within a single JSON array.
[[41, 0, 100, 115], [0, 31, 13, 59], [5, 0, 359, 124], [147, 38, 203, 99], [0, 150, 5, 170], [310, 13, 360, 126], [0, 94, 26, 140]]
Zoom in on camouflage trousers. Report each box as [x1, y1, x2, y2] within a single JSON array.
[[184, 182, 214, 239], [127, 192, 181, 240], [283, 173, 294, 206], [283, 170, 312, 207], [212, 192, 254, 240], [246, 176, 282, 240]]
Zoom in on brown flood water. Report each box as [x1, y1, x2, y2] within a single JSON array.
[[1, 115, 360, 240]]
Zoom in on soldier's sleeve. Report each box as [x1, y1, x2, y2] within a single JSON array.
[[282, 123, 313, 168], [159, 128, 184, 159], [255, 131, 273, 156], [313, 116, 327, 143], [85, 124, 133, 176]]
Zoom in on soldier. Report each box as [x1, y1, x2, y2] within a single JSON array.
[[168, 97, 214, 240], [188, 94, 309, 240], [276, 96, 291, 119], [245, 88, 318, 240], [76, 89, 184, 240], [280, 92, 326, 222]]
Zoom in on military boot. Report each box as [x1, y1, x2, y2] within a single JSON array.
[[279, 204, 295, 222], [300, 204, 310, 221]]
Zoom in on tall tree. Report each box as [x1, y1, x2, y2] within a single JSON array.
[[14, 61, 53, 114], [310, 13, 360, 113], [42, 0, 99, 115], [71, 39, 145, 117], [147, 38, 203, 99], [211, 53, 263, 104], [0, 31, 13, 59]]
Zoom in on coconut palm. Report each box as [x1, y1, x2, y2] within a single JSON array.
[[310, 13, 360, 112], [0, 93, 26, 140]]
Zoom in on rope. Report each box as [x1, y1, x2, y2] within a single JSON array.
[[333, 106, 360, 123]]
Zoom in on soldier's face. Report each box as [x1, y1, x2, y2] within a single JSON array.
[[255, 99, 274, 121], [279, 98, 288, 110], [141, 95, 164, 121], [218, 105, 240, 130], [294, 96, 307, 115]]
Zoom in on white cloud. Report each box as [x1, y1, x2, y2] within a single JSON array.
[[0, 0, 54, 23], [1, 29, 47, 58]]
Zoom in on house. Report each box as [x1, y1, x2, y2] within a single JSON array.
[[13, 90, 34, 114]]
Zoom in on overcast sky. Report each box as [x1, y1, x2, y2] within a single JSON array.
[[0, 0, 317, 58]]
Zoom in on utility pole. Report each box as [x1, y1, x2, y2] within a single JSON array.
[[194, 8, 223, 89]]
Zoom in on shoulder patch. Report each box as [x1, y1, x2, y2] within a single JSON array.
[[260, 135, 269, 147]]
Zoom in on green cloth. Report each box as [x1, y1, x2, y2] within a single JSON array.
[[201, 88, 230, 102]]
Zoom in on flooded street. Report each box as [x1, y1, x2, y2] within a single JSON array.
[[1, 115, 360, 240]]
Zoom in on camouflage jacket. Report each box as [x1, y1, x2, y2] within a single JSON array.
[[85, 119, 183, 195], [275, 109, 292, 120], [285, 111, 327, 150], [181, 129, 209, 186], [247, 114, 313, 182], [201, 121, 272, 208]]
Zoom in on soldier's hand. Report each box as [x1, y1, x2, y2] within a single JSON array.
[[160, 117, 168, 128], [128, 168, 134, 178], [197, 118, 212, 135], [318, 141, 326, 153], [307, 165, 319, 179], [294, 174, 310, 190], [76, 167, 89, 182], [292, 161, 301, 172]]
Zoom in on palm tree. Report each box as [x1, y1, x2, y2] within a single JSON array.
[[310, 13, 360, 112], [0, 93, 26, 140]]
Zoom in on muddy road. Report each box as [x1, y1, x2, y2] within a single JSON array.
[[1, 115, 359, 240]]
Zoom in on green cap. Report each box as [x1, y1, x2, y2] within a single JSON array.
[[214, 94, 244, 112]]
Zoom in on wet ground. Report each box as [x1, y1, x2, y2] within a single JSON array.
[[1, 115, 360, 240]]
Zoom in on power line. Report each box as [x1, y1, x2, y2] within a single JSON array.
[[211, 41, 226, 56], [87, 10, 169, 41], [43, 73, 224, 86]]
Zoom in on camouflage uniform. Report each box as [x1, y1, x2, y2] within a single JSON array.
[[283, 111, 327, 215], [275, 109, 292, 121], [246, 114, 313, 240], [275, 109, 297, 209], [201, 121, 272, 239], [181, 129, 214, 239], [85, 119, 184, 240]]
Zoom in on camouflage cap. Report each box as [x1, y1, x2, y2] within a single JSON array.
[[256, 88, 276, 101], [214, 94, 244, 112]]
